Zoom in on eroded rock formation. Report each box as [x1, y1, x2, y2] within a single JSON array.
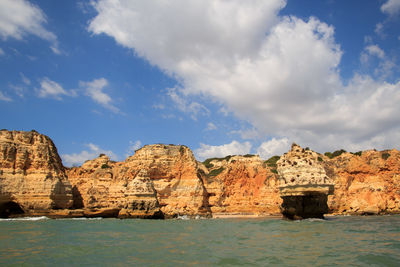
[[0, 130, 72, 217], [325, 149, 400, 215], [1, 129, 399, 219], [277, 144, 334, 219], [201, 155, 281, 216], [67, 144, 210, 218]]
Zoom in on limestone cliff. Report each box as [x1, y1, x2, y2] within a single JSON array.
[[67, 155, 162, 218], [0, 130, 72, 217], [124, 145, 210, 218], [325, 149, 400, 215], [68, 145, 210, 218], [277, 144, 334, 219], [1, 129, 399, 219], [201, 155, 281, 216]]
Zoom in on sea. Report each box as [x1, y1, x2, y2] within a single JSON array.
[[0, 215, 399, 266]]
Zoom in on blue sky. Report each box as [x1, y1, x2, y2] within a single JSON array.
[[1, 0, 399, 166]]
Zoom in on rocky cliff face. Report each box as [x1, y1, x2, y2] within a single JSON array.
[[201, 155, 281, 216], [325, 149, 400, 215], [0, 130, 72, 217], [1, 129, 399, 218], [124, 145, 210, 218], [277, 144, 334, 219], [67, 144, 210, 218], [67, 155, 162, 218]]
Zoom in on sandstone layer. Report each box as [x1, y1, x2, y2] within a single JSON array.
[[0, 130, 72, 217], [67, 144, 210, 218], [325, 149, 400, 215], [277, 144, 334, 219], [201, 155, 281, 216], [67, 155, 162, 218], [1, 129, 399, 219]]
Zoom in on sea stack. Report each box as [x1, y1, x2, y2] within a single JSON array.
[[277, 143, 334, 219]]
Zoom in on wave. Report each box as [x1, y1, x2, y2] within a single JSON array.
[[0, 216, 49, 221]]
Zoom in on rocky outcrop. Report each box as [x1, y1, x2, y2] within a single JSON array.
[[67, 155, 162, 218], [124, 145, 210, 218], [0, 130, 72, 217], [277, 144, 334, 219], [1, 129, 399, 219], [67, 145, 210, 218], [325, 149, 400, 215], [201, 155, 281, 216]]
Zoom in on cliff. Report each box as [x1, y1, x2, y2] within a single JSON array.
[[67, 155, 162, 218], [0, 129, 399, 218], [201, 155, 281, 216], [67, 144, 210, 218], [0, 130, 72, 217], [326, 149, 400, 215]]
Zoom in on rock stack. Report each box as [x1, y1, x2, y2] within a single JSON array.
[[277, 143, 334, 219]]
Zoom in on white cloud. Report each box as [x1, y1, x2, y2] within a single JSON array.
[[37, 78, 75, 100], [381, 0, 400, 16], [365, 45, 385, 59], [0, 91, 12, 102], [361, 44, 395, 79], [20, 73, 30, 85], [0, 48, 4, 55], [89, 0, 400, 153], [167, 87, 209, 120], [195, 140, 252, 161], [80, 78, 120, 113], [206, 122, 217, 131], [257, 138, 290, 159], [125, 140, 142, 158], [0, 0, 59, 53], [62, 143, 118, 167]]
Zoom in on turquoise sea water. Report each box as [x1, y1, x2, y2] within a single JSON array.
[[0, 215, 400, 266]]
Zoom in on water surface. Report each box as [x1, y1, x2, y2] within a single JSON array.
[[1, 215, 399, 266]]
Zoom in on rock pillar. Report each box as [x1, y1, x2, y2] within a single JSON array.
[[277, 144, 334, 219]]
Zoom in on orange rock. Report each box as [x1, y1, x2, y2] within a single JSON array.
[[326, 149, 400, 215], [0, 130, 72, 217], [201, 155, 281, 216]]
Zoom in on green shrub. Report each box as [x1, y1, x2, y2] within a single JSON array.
[[101, 164, 110, 169], [325, 149, 346, 159], [264, 156, 280, 168], [352, 151, 362, 156], [382, 152, 390, 160], [317, 156, 323, 162], [208, 167, 224, 177], [243, 154, 255, 158], [203, 155, 233, 169], [99, 153, 106, 157]]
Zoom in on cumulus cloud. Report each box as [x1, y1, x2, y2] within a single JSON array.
[[37, 78, 76, 99], [89, 0, 400, 152], [257, 138, 290, 159], [167, 88, 209, 120], [381, 0, 400, 16], [195, 140, 252, 161], [0, 0, 59, 53], [80, 78, 120, 113], [0, 91, 12, 102], [62, 143, 118, 167]]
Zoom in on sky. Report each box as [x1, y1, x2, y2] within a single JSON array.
[[0, 0, 400, 166]]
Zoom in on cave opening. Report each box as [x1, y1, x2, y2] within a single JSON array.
[[0, 201, 25, 218]]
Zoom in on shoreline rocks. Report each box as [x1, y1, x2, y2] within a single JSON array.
[[1, 130, 399, 219]]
